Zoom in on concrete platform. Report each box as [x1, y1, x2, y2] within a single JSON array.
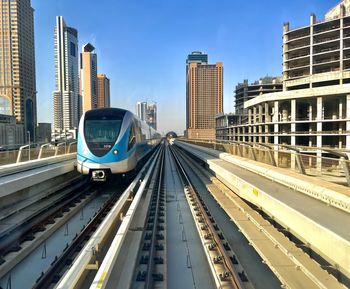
[[178, 141, 350, 213], [0, 158, 76, 198], [176, 141, 350, 281]]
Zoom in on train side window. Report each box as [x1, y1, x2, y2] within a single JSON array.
[[128, 125, 136, 151]]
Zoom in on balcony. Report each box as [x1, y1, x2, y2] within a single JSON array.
[[287, 43, 310, 52], [286, 62, 310, 71], [286, 26, 310, 41], [313, 19, 340, 34], [313, 56, 340, 66], [286, 53, 310, 62], [313, 46, 339, 55], [285, 34, 310, 44], [313, 36, 339, 45]]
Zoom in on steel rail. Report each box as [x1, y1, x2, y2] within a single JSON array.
[[145, 145, 165, 289], [88, 145, 163, 289], [31, 183, 127, 289], [169, 145, 245, 289], [0, 180, 90, 262]]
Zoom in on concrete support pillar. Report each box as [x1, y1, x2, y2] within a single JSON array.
[[273, 101, 279, 164], [283, 22, 289, 91], [340, 17, 344, 83], [309, 104, 313, 121], [258, 104, 263, 123], [310, 14, 316, 88], [265, 103, 270, 122], [339, 98, 343, 119], [253, 107, 257, 143], [347, 95, 350, 149], [339, 98, 344, 148], [265, 124, 269, 143], [316, 96, 323, 172], [291, 99, 296, 170], [258, 105, 263, 143]]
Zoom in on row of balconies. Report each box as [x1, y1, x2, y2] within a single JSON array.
[[286, 33, 350, 52], [219, 118, 349, 130], [286, 18, 350, 42], [219, 131, 349, 137]]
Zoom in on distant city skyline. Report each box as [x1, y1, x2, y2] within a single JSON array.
[[32, 0, 339, 134]]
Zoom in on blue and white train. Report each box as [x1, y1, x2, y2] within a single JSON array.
[[77, 108, 161, 181]]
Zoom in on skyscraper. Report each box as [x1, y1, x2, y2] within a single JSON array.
[[136, 101, 147, 121], [136, 101, 157, 129], [81, 43, 98, 113], [0, 0, 37, 142], [186, 51, 208, 130], [146, 103, 157, 130], [53, 16, 79, 131], [186, 52, 223, 139], [97, 74, 110, 108]]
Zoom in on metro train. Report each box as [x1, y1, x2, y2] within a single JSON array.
[[77, 107, 161, 181]]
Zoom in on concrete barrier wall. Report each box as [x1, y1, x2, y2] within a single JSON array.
[[177, 141, 350, 214], [176, 141, 350, 279]]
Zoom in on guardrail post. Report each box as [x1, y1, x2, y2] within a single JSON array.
[[295, 152, 306, 175], [55, 142, 65, 156], [38, 143, 50, 159], [267, 148, 277, 167], [340, 157, 350, 187], [68, 141, 77, 153], [238, 145, 243, 157], [249, 146, 257, 161], [16, 144, 29, 163]]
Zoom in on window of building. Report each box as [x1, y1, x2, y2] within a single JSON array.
[[70, 41, 76, 57], [0, 96, 11, 115]]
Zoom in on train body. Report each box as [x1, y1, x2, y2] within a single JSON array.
[[77, 108, 161, 180]]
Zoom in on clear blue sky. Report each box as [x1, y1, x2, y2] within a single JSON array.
[[32, 0, 338, 134]]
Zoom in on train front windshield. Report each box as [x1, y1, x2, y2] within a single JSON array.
[[85, 120, 122, 142], [84, 109, 126, 157]]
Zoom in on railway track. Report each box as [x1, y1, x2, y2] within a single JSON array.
[[3, 140, 345, 289], [31, 181, 128, 289], [171, 143, 346, 289], [169, 144, 249, 289], [131, 145, 167, 289], [0, 177, 90, 271]]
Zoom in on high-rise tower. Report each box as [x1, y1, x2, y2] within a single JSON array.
[[186, 52, 223, 139], [0, 0, 37, 142], [186, 51, 208, 130], [81, 43, 98, 113], [53, 16, 79, 131], [96, 74, 110, 108], [136, 101, 147, 121]]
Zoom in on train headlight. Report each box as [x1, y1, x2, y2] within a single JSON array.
[[83, 148, 88, 155], [113, 149, 119, 155]]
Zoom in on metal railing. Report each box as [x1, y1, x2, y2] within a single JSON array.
[[0, 141, 77, 166], [181, 139, 350, 187]]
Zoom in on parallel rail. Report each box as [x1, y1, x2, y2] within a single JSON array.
[[57, 146, 162, 289], [144, 146, 166, 288], [169, 145, 246, 289], [173, 144, 347, 289], [0, 179, 90, 271]]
